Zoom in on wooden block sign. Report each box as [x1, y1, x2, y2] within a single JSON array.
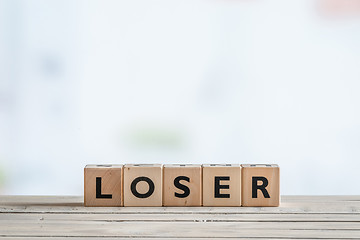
[[123, 164, 163, 206], [84, 164, 123, 207], [241, 164, 280, 207], [84, 163, 280, 207], [163, 164, 202, 206], [202, 164, 241, 207]]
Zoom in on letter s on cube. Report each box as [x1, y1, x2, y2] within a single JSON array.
[[163, 164, 202, 206]]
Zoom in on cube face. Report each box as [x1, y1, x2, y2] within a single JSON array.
[[202, 164, 241, 206], [84, 164, 123, 207], [123, 164, 162, 206], [163, 164, 202, 206], [241, 164, 280, 207]]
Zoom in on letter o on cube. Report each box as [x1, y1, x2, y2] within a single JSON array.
[[123, 164, 162, 206]]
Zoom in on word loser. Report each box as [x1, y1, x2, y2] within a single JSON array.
[[84, 164, 280, 207]]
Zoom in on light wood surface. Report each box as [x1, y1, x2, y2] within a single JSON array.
[[0, 196, 360, 239], [84, 164, 123, 207], [242, 164, 280, 207], [202, 164, 241, 206], [123, 164, 162, 206], [163, 164, 202, 206]]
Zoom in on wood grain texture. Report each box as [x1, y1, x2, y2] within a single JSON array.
[[123, 164, 162, 206], [163, 164, 202, 206], [202, 164, 241, 206], [0, 196, 360, 239], [242, 164, 280, 207], [84, 164, 123, 207]]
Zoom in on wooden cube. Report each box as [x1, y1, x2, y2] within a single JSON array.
[[123, 164, 162, 206], [84, 164, 123, 207], [241, 164, 280, 207], [202, 164, 241, 206], [163, 164, 202, 206]]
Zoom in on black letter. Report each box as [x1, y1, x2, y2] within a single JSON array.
[[96, 177, 112, 199], [252, 176, 270, 198], [214, 176, 230, 198], [131, 176, 155, 198], [174, 176, 190, 198]]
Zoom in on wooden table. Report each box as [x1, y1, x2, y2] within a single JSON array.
[[0, 196, 359, 239]]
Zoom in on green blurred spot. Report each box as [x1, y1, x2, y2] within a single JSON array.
[[126, 126, 184, 150]]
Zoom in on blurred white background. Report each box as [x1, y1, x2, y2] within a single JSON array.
[[0, 0, 360, 195]]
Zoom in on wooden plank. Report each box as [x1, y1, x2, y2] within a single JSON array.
[[1, 221, 360, 238], [2, 220, 360, 230], [1, 213, 360, 222], [0, 196, 360, 239], [1, 196, 360, 214], [2, 204, 360, 214]]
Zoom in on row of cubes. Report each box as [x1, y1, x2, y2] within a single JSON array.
[[84, 164, 280, 207]]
